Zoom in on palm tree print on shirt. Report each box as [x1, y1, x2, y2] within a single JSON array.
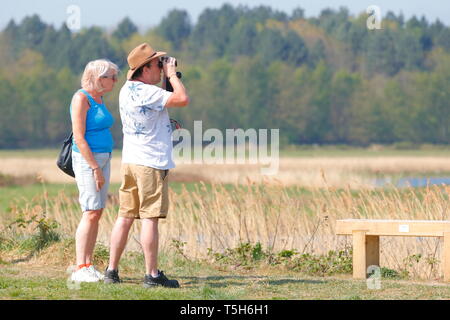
[[138, 105, 153, 116], [133, 121, 145, 136], [128, 82, 142, 101]]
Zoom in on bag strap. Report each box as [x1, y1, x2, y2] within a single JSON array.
[[65, 132, 73, 143], [69, 90, 93, 141], [79, 89, 96, 106]]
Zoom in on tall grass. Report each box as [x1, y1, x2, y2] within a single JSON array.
[[1, 179, 449, 280]]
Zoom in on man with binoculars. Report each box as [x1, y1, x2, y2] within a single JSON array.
[[104, 43, 189, 288]]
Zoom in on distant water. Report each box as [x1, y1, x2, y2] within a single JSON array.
[[374, 177, 450, 188]]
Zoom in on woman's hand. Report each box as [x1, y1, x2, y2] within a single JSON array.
[[93, 168, 105, 192]]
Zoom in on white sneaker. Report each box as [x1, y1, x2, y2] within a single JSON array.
[[71, 267, 100, 282], [87, 265, 104, 280]]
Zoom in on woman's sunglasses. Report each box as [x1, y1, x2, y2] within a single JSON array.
[[101, 74, 118, 81]]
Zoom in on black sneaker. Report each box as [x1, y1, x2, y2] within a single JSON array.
[[143, 270, 180, 288], [104, 268, 121, 284]]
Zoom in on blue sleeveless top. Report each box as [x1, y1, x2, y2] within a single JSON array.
[[70, 89, 114, 153]]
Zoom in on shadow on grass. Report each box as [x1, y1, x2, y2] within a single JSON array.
[[9, 253, 34, 264], [120, 274, 325, 284], [116, 275, 326, 289], [178, 275, 326, 288]]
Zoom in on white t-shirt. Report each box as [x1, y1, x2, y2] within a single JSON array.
[[119, 80, 175, 170]]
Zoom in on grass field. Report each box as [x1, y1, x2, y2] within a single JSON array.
[[1, 147, 450, 299], [2, 257, 450, 300]]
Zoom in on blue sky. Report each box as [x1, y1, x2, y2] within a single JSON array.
[[1, 0, 449, 30]]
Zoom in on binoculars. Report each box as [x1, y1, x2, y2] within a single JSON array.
[[160, 57, 182, 92], [165, 71, 182, 92], [158, 56, 177, 69]]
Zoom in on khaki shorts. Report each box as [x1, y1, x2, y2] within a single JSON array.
[[118, 163, 169, 219]]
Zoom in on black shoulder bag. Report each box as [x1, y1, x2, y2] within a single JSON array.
[[56, 132, 75, 177]]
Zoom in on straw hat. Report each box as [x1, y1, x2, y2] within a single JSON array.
[[126, 43, 166, 80]]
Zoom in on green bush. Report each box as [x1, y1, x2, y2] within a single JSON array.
[[207, 242, 270, 269], [380, 267, 402, 279], [285, 249, 353, 276], [93, 243, 110, 267], [2, 214, 60, 254], [207, 242, 353, 276]]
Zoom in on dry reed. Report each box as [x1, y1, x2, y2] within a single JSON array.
[[2, 179, 449, 280], [3, 155, 450, 188]]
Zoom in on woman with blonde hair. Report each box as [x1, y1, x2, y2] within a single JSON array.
[[70, 59, 119, 282]]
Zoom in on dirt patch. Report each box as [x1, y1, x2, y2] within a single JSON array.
[[1, 263, 66, 279]]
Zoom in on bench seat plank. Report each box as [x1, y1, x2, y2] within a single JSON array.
[[336, 219, 450, 237]]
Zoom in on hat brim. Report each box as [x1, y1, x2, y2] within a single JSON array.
[[126, 51, 167, 80]]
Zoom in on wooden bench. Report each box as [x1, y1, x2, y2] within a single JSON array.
[[336, 219, 450, 281]]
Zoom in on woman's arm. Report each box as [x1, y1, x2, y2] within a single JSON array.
[[71, 92, 105, 191]]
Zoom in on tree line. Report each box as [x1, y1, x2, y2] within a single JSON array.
[[0, 4, 449, 148]]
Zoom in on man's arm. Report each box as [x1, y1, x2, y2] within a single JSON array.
[[163, 57, 189, 108]]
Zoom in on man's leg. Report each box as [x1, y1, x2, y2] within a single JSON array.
[[108, 217, 135, 271], [141, 218, 159, 277]]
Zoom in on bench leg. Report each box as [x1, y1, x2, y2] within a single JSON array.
[[352, 231, 380, 279], [444, 232, 450, 282]]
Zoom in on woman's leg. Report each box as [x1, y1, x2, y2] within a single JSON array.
[[73, 153, 111, 266], [86, 209, 104, 264], [75, 209, 102, 266]]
